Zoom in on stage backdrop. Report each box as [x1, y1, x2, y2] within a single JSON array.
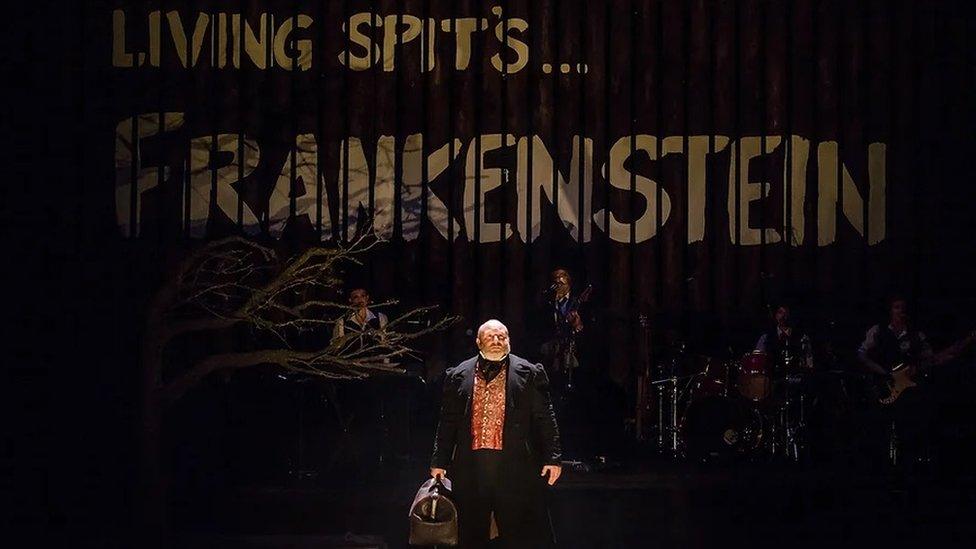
[[83, 0, 974, 381]]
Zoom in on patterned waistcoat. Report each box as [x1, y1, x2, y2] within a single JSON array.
[[470, 366, 507, 450]]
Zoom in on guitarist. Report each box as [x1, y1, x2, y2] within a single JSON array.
[[857, 296, 975, 463], [857, 296, 972, 384], [534, 267, 609, 463], [536, 268, 590, 387]]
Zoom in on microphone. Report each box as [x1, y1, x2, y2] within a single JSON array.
[[543, 283, 559, 295]]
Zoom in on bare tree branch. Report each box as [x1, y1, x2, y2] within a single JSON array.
[[146, 232, 456, 406]]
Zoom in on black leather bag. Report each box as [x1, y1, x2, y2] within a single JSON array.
[[408, 476, 459, 546]]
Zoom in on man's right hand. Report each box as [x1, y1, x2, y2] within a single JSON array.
[[567, 311, 583, 332], [430, 467, 447, 479]]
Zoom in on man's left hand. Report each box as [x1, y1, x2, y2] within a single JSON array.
[[541, 465, 562, 485]]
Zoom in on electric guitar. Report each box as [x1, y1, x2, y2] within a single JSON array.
[[877, 362, 917, 406], [562, 284, 592, 345], [876, 331, 976, 406], [555, 284, 593, 389]]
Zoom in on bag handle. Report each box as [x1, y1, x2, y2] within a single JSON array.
[[431, 474, 451, 494]]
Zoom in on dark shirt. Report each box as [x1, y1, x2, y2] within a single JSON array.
[[858, 324, 934, 373], [755, 327, 813, 369], [477, 354, 508, 382]]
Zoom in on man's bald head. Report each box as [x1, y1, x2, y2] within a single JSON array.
[[477, 319, 508, 338], [476, 319, 511, 360]]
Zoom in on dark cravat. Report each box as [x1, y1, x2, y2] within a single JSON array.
[[478, 355, 508, 382]]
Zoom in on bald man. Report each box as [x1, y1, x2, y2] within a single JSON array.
[[430, 320, 562, 548]]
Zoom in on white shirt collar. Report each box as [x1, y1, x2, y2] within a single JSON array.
[[349, 309, 377, 325], [888, 324, 908, 338]]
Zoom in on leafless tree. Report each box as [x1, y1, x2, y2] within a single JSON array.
[[139, 234, 455, 540]]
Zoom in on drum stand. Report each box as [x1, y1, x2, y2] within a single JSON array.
[[656, 382, 666, 450], [651, 373, 697, 458], [790, 394, 806, 461], [652, 378, 680, 457], [769, 392, 807, 462]]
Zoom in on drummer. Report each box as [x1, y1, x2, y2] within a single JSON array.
[[755, 302, 813, 372]]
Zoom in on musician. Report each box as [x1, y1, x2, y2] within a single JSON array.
[[431, 320, 562, 548], [856, 296, 973, 378], [331, 287, 388, 345], [330, 286, 395, 463], [533, 268, 622, 463], [755, 303, 813, 371], [857, 296, 975, 464], [536, 268, 587, 378]]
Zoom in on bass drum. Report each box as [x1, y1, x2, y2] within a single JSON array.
[[682, 397, 764, 461]]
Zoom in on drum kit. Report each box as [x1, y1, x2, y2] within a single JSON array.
[[647, 346, 815, 462]]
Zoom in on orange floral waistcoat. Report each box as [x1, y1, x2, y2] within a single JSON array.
[[470, 367, 507, 450]]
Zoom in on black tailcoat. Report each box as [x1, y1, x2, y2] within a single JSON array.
[[431, 354, 561, 547]]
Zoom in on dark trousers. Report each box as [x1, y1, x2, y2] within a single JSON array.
[[456, 451, 554, 549], [857, 385, 934, 466], [887, 386, 934, 462]]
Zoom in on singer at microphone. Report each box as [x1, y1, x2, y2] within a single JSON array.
[[532, 268, 588, 383], [531, 267, 617, 465]]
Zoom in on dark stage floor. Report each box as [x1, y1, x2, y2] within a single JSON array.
[[172, 459, 976, 549]]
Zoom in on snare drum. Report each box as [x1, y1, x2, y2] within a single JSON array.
[[737, 351, 772, 402]]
